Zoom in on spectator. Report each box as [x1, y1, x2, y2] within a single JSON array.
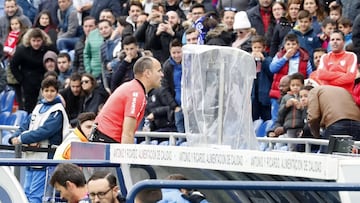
[[92, 56, 163, 143], [246, 0, 275, 51], [73, 16, 96, 74], [50, 163, 90, 202], [0, 0, 31, 43], [288, 10, 321, 61], [89, 0, 121, 22], [59, 73, 84, 127], [56, 0, 81, 52], [98, 19, 121, 94], [3, 16, 29, 57], [145, 86, 177, 133], [165, 0, 186, 20], [271, 2, 286, 24], [250, 35, 273, 121], [220, 7, 236, 32], [301, 0, 325, 34], [269, 34, 312, 122], [189, 3, 206, 23], [179, 0, 192, 18], [84, 8, 115, 79], [43, 50, 58, 72], [184, 27, 199, 44], [319, 18, 337, 52], [270, 0, 301, 57], [81, 73, 109, 114], [274, 73, 305, 151], [312, 47, 327, 70], [10, 28, 57, 113], [33, 10, 58, 46], [57, 52, 72, 87], [162, 39, 184, 133], [232, 11, 256, 52], [126, 1, 143, 32], [73, 0, 92, 25], [54, 112, 96, 159], [337, 17, 353, 49], [152, 10, 185, 62], [87, 171, 125, 203], [216, 0, 252, 12], [316, 30, 358, 93], [9, 78, 69, 203], [16, 0, 37, 23], [307, 85, 360, 152], [111, 36, 142, 92], [329, 4, 342, 22], [38, 0, 59, 26]]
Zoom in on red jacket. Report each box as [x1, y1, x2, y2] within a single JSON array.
[[269, 48, 309, 99], [317, 50, 358, 93]]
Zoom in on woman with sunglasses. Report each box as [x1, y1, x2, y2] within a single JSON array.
[[270, 0, 301, 57], [80, 73, 109, 114], [231, 11, 256, 52]]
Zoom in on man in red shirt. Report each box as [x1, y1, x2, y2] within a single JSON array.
[[92, 56, 163, 143], [315, 30, 358, 93]]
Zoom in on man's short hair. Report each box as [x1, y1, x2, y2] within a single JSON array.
[[70, 73, 82, 81], [41, 77, 59, 91], [82, 16, 96, 25], [87, 171, 117, 188], [284, 33, 299, 44], [98, 19, 112, 27], [50, 163, 86, 187], [321, 18, 336, 28], [297, 10, 311, 20], [169, 39, 182, 49], [129, 0, 143, 10], [331, 29, 345, 40], [122, 35, 138, 46], [136, 189, 162, 203], [185, 27, 197, 35], [313, 47, 327, 54], [57, 52, 71, 62], [133, 56, 154, 75], [190, 3, 205, 13]]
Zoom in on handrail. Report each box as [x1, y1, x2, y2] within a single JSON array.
[[126, 180, 360, 203]]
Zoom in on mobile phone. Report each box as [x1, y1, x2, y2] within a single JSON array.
[[163, 15, 168, 22]]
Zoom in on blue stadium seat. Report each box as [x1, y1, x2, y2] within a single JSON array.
[[159, 141, 169, 145], [264, 120, 274, 133], [0, 111, 10, 125], [5, 114, 16, 125], [256, 120, 274, 137], [253, 119, 263, 135], [1, 90, 15, 112], [12, 110, 28, 126]]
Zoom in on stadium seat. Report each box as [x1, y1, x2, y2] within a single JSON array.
[[1, 90, 15, 112], [5, 114, 16, 125], [12, 110, 28, 126], [159, 141, 169, 145], [256, 122, 267, 137], [0, 111, 10, 125], [253, 119, 263, 135], [264, 120, 274, 133]]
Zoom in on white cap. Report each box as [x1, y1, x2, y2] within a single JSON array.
[[233, 11, 251, 30]]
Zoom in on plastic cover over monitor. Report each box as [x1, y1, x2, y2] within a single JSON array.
[[182, 45, 258, 149]]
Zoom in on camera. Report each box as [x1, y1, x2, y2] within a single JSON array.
[[163, 15, 168, 22]]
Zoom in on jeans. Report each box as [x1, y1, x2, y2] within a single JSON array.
[[56, 37, 79, 52], [320, 119, 360, 153], [270, 98, 279, 123], [175, 109, 185, 133], [24, 168, 46, 203]]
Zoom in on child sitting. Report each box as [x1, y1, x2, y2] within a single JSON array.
[[270, 73, 305, 151], [318, 18, 337, 52], [337, 17, 353, 49]]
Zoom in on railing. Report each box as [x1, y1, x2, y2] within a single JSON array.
[[126, 180, 360, 203], [1, 125, 360, 153]]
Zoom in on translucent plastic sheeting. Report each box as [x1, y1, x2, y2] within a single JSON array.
[[182, 45, 258, 149]]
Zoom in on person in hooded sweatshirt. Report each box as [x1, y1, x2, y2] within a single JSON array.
[[9, 78, 70, 203]]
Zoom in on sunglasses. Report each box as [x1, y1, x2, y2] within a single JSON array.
[[81, 80, 90, 84], [224, 7, 237, 12]]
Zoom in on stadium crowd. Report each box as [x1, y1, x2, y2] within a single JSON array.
[[2, 0, 360, 201]]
